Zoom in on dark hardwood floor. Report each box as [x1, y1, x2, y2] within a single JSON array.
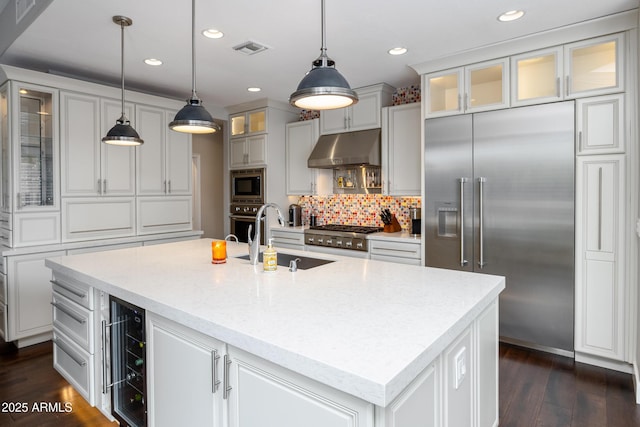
[[500, 343, 640, 427], [1, 339, 639, 426]]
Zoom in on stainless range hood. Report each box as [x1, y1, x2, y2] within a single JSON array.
[[307, 128, 381, 168]]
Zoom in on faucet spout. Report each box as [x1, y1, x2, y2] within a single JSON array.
[[248, 203, 285, 265]]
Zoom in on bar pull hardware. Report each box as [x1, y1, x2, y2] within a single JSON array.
[[163, 180, 167, 193], [566, 76, 570, 97], [556, 77, 560, 98], [578, 131, 583, 152], [478, 177, 486, 269], [223, 354, 232, 399], [212, 349, 221, 393], [50, 280, 87, 299], [598, 167, 603, 251], [457, 94, 462, 112], [103, 179, 107, 194], [97, 179, 102, 195], [459, 177, 468, 267], [51, 301, 86, 324], [53, 338, 87, 367], [101, 320, 114, 394], [167, 180, 171, 194]]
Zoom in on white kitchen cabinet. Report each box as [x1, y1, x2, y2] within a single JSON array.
[[147, 312, 225, 427], [511, 47, 563, 106], [575, 156, 626, 364], [443, 327, 473, 427], [285, 119, 331, 195], [227, 346, 374, 427], [576, 94, 625, 155], [136, 105, 192, 195], [425, 58, 509, 117], [62, 197, 135, 242], [369, 239, 421, 266], [0, 82, 61, 247], [565, 33, 624, 98], [320, 84, 394, 135], [230, 108, 266, 137], [270, 227, 305, 250], [7, 250, 65, 347], [475, 300, 498, 427], [229, 134, 266, 169], [381, 104, 421, 196], [60, 92, 136, 197], [137, 196, 192, 235]]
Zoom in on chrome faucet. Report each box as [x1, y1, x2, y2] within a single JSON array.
[[247, 203, 285, 265]]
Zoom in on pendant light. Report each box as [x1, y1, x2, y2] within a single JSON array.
[[169, 0, 220, 134], [102, 16, 143, 146], [289, 0, 358, 110]]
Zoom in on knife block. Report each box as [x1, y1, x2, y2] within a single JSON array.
[[383, 215, 402, 233]]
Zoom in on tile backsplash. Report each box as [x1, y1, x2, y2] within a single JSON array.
[[297, 194, 421, 230]]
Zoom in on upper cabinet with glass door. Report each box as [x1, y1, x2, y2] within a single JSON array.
[[11, 83, 59, 212], [511, 47, 563, 106], [425, 58, 509, 117], [0, 83, 10, 214], [230, 108, 267, 137], [565, 33, 623, 98]]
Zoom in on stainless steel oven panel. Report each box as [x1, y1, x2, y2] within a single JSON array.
[[230, 214, 265, 245], [230, 168, 265, 204]]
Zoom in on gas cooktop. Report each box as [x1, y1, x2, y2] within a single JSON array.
[[304, 224, 383, 252]]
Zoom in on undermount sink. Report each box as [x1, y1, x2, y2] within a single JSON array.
[[236, 252, 334, 270]]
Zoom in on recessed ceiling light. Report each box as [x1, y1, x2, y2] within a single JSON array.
[[498, 10, 525, 22], [202, 29, 224, 39], [247, 87, 261, 93], [144, 58, 163, 66], [388, 47, 408, 56]]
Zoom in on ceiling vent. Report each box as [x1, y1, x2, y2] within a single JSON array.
[[232, 41, 269, 56]]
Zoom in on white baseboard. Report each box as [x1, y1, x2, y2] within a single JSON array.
[[634, 362, 640, 404], [574, 352, 633, 374]]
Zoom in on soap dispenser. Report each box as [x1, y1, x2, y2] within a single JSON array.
[[263, 239, 277, 272]]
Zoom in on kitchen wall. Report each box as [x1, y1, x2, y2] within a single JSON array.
[[297, 194, 421, 230], [192, 129, 225, 238]]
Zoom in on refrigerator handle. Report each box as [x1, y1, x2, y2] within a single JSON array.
[[478, 177, 487, 269], [459, 177, 468, 267]]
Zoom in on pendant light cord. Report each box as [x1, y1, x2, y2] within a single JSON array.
[[119, 19, 126, 122], [319, 0, 328, 66], [191, 0, 198, 100]]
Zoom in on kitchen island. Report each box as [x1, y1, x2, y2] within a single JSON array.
[[45, 238, 504, 427]]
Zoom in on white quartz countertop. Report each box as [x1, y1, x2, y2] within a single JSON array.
[[45, 238, 504, 407]]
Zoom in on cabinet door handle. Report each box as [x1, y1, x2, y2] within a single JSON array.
[[50, 280, 87, 299], [223, 354, 232, 399], [163, 180, 167, 193], [598, 167, 603, 251], [566, 76, 570, 97], [556, 77, 560, 98], [212, 349, 221, 393], [459, 177, 468, 267], [103, 179, 107, 194], [458, 94, 462, 112], [578, 131, 583, 152], [167, 180, 171, 194], [51, 301, 86, 324], [478, 177, 486, 269], [53, 338, 87, 367], [97, 179, 102, 195]]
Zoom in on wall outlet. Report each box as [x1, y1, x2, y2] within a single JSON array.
[[454, 346, 466, 390]]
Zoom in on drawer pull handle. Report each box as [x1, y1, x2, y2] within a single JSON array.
[[53, 338, 87, 367], [212, 349, 221, 393], [50, 280, 87, 299], [223, 354, 232, 399], [51, 302, 87, 324]]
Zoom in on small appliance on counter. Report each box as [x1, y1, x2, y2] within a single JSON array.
[[288, 204, 302, 227], [409, 207, 421, 236]]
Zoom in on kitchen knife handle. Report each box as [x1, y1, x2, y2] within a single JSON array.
[[459, 177, 468, 267], [478, 177, 486, 269]]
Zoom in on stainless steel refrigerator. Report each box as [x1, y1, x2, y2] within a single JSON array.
[[424, 102, 575, 354]]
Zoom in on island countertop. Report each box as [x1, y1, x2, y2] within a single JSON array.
[[45, 238, 504, 407]]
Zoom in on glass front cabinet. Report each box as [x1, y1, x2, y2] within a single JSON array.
[[0, 81, 60, 247]]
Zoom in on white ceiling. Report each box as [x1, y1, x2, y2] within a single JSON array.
[[0, 0, 638, 116]]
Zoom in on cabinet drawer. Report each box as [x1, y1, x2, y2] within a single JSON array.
[[370, 254, 422, 266], [0, 303, 6, 341], [53, 329, 95, 405], [271, 229, 305, 247], [137, 196, 192, 234], [62, 198, 136, 242], [369, 240, 421, 259], [52, 291, 93, 352], [51, 273, 94, 310], [13, 212, 61, 247], [0, 273, 6, 305]]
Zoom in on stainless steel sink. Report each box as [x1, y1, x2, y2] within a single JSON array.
[[236, 252, 334, 270]]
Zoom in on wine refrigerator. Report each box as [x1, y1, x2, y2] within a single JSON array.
[[109, 296, 147, 427]]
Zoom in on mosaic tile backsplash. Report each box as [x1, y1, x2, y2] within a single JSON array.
[[297, 195, 421, 230]]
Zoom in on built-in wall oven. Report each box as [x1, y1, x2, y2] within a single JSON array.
[[230, 168, 265, 245]]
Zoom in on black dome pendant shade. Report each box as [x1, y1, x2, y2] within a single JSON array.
[[289, 0, 358, 110], [169, 0, 220, 134], [102, 16, 143, 146]]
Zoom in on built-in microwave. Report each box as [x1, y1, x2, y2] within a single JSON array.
[[230, 168, 265, 204]]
